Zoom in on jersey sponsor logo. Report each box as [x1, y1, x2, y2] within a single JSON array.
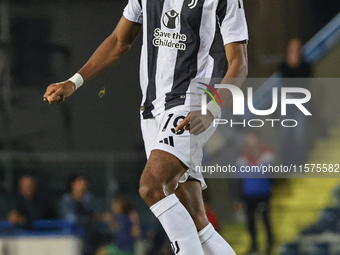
[[153, 28, 187, 51], [159, 136, 175, 147], [162, 9, 180, 29], [152, 9, 187, 51]]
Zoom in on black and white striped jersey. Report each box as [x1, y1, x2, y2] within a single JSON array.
[[123, 0, 248, 119]]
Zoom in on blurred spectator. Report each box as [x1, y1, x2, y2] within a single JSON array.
[[280, 38, 312, 79], [7, 175, 53, 228], [60, 174, 98, 255], [279, 38, 312, 166], [202, 190, 220, 232], [205, 204, 220, 233], [236, 132, 275, 255], [98, 195, 141, 255]]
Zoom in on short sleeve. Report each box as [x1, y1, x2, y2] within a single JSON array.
[[123, 0, 143, 24], [218, 0, 249, 45]]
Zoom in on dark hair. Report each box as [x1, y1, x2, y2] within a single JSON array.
[[113, 195, 133, 214], [65, 173, 83, 193]]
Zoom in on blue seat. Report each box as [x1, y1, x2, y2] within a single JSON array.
[[32, 219, 74, 230], [0, 219, 79, 236], [306, 243, 330, 255], [317, 207, 340, 232], [279, 243, 299, 255]]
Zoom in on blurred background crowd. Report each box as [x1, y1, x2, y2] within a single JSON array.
[[1, 0, 340, 255]]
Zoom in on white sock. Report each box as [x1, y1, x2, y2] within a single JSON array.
[[150, 194, 204, 255], [198, 223, 236, 255]]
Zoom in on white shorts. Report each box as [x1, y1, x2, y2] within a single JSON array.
[[141, 105, 217, 189]]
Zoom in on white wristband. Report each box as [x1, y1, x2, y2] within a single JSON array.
[[68, 73, 84, 90], [207, 100, 221, 118]]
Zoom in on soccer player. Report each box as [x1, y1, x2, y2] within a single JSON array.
[[43, 0, 248, 254]]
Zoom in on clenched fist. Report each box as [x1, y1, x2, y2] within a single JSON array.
[[43, 81, 76, 104]]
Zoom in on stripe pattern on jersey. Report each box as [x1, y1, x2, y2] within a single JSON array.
[[126, 0, 249, 119], [164, 0, 205, 110], [142, 0, 165, 119], [210, 0, 229, 78]]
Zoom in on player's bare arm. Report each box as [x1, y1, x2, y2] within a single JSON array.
[[176, 41, 248, 135], [43, 17, 141, 104]]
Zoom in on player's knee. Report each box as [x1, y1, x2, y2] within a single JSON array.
[[138, 185, 151, 201], [139, 184, 164, 205], [139, 180, 177, 206]]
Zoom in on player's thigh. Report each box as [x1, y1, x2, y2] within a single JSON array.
[[175, 179, 209, 231], [140, 149, 188, 195]]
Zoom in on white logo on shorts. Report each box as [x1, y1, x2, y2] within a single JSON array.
[[159, 136, 174, 147]]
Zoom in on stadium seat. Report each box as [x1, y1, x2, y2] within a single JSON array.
[[318, 208, 340, 232], [279, 243, 299, 255], [306, 242, 330, 255]]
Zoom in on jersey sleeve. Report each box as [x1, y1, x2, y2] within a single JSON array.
[[218, 0, 249, 45], [123, 0, 143, 24]]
